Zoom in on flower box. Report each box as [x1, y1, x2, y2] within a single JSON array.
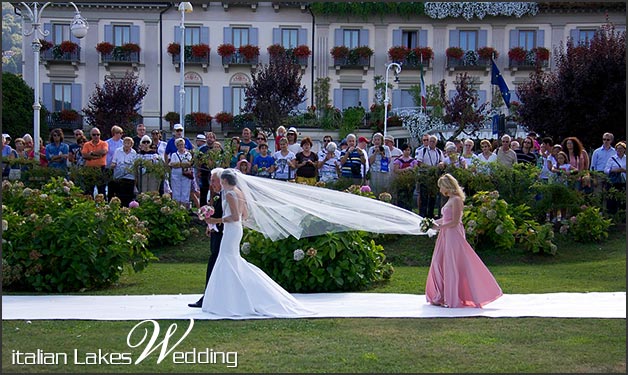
[[167, 42, 181, 56], [217, 43, 236, 57], [267, 43, 286, 57], [214, 111, 234, 125], [533, 47, 550, 62], [330, 46, 349, 59], [293, 45, 311, 58], [39, 39, 53, 52], [446, 46, 464, 59], [41, 41, 80, 63], [477, 46, 498, 60], [96, 41, 114, 55], [59, 40, 79, 54], [238, 44, 260, 60], [388, 46, 410, 62], [101, 44, 140, 64], [508, 47, 527, 62]]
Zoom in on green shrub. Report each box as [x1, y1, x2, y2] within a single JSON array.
[[339, 106, 365, 139], [2, 179, 155, 292], [570, 206, 612, 243], [510, 203, 557, 255], [131, 192, 193, 247], [242, 229, 393, 292], [462, 190, 517, 250]]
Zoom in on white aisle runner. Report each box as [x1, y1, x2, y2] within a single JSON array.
[[2, 292, 625, 320]]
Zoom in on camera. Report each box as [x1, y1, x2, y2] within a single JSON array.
[[378, 146, 385, 152]]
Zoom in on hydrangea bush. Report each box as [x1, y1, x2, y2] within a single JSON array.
[[131, 192, 193, 246], [242, 229, 393, 292], [2, 178, 156, 292]]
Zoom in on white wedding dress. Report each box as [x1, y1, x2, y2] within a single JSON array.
[[201, 190, 314, 317]]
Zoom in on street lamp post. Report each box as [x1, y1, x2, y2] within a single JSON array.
[[383, 62, 401, 138], [19, 2, 88, 160], [178, 2, 193, 137]]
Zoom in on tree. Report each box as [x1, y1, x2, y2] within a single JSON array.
[[517, 22, 626, 144], [2, 3, 23, 74], [2, 72, 48, 138], [440, 73, 488, 141], [243, 54, 307, 133], [82, 72, 148, 138]]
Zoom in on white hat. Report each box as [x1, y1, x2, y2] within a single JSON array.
[[287, 127, 298, 133], [384, 135, 394, 141], [173, 123, 184, 130], [3, 133, 11, 140], [196, 134, 206, 141], [140, 135, 152, 144]]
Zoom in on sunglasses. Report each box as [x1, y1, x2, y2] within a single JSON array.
[[603, 138, 611, 141], [141, 141, 150, 144], [91, 133, 100, 136], [257, 137, 265, 140]]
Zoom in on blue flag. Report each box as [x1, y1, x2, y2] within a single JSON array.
[[491, 59, 511, 108]]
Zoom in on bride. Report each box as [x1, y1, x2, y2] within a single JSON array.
[[202, 168, 429, 317], [201, 169, 314, 317]]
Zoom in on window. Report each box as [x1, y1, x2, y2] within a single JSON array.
[[185, 86, 200, 114], [400, 90, 414, 108], [343, 29, 360, 49], [579, 29, 596, 45], [113, 25, 131, 46], [341, 89, 359, 109], [518, 30, 536, 50], [185, 26, 201, 46], [232, 87, 247, 116], [53, 83, 72, 112], [402, 30, 419, 49], [281, 28, 298, 49], [459, 30, 478, 51], [52, 24, 70, 45], [232, 28, 250, 48]]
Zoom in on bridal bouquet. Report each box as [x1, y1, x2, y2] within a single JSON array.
[[421, 218, 439, 238], [198, 205, 218, 232]]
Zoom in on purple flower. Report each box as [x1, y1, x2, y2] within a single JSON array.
[[129, 200, 140, 208], [360, 185, 372, 193]]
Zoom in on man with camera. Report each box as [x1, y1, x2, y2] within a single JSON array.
[[367, 132, 391, 195]]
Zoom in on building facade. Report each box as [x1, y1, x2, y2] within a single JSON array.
[[17, 2, 626, 137]]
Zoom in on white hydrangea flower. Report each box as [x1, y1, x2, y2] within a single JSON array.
[[241, 242, 251, 255], [293, 249, 305, 261]]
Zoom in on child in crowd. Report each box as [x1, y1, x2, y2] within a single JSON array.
[[252, 143, 275, 178], [275, 126, 286, 151]]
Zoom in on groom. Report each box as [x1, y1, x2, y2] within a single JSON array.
[[188, 168, 224, 308]]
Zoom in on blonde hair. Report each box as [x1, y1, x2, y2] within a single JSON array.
[[437, 173, 465, 200]]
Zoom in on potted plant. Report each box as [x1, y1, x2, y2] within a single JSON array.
[[413, 46, 434, 61], [388, 46, 410, 62], [59, 40, 79, 54], [293, 45, 311, 58], [191, 43, 210, 58], [164, 111, 179, 126], [267, 44, 286, 57], [446, 46, 464, 59], [214, 111, 234, 124], [508, 46, 527, 62], [533, 47, 550, 62], [96, 41, 114, 55], [330, 45, 349, 60], [40, 39, 53, 52], [167, 42, 181, 56], [59, 109, 80, 122], [477, 46, 498, 59], [238, 44, 260, 60], [217, 43, 236, 57], [189, 112, 213, 126], [121, 43, 141, 53], [354, 46, 374, 58]]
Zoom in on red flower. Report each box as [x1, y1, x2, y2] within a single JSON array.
[[96, 41, 114, 54], [214, 111, 234, 124], [293, 45, 311, 57], [191, 43, 210, 58], [217, 43, 236, 57], [508, 47, 527, 62], [59, 40, 78, 54], [267, 44, 286, 56], [477, 46, 498, 59], [446, 47, 464, 59], [330, 46, 349, 59], [388, 46, 410, 61], [167, 42, 181, 55], [238, 44, 260, 60]]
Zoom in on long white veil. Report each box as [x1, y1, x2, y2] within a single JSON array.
[[223, 169, 429, 241]]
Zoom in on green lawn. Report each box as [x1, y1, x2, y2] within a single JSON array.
[[2, 226, 626, 373]]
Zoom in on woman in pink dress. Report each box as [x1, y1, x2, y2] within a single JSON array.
[[425, 173, 503, 308]]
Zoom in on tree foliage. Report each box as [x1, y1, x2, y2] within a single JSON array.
[[517, 23, 626, 144], [2, 3, 23, 74], [440, 73, 488, 141], [2, 72, 48, 139], [244, 55, 307, 132], [82, 72, 149, 138]]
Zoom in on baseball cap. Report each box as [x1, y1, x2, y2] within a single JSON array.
[[287, 127, 298, 134], [2, 133, 11, 141], [358, 136, 370, 144], [553, 144, 562, 149], [196, 134, 206, 141], [173, 123, 184, 130]]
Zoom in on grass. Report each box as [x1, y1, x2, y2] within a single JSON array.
[[2, 225, 626, 373]]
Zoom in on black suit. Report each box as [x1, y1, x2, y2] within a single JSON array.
[[205, 190, 224, 286]]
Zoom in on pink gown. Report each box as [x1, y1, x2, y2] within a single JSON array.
[[425, 200, 503, 308]]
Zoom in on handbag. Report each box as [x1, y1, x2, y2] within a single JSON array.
[[8, 168, 21, 181], [608, 157, 625, 184], [176, 152, 194, 180]]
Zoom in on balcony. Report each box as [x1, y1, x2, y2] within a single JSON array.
[[101, 50, 140, 65], [221, 52, 259, 72], [46, 112, 83, 131], [40, 47, 81, 65], [333, 56, 371, 72], [394, 58, 431, 70], [171, 53, 210, 71], [446, 56, 491, 71], [508, 58, 549, 71]]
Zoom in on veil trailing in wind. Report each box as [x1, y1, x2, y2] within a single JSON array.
[[222, 169, 430, 241]]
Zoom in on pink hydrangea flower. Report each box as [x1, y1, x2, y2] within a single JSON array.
[[129, 200, 139, 208], [360, 185, 372, 193]]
